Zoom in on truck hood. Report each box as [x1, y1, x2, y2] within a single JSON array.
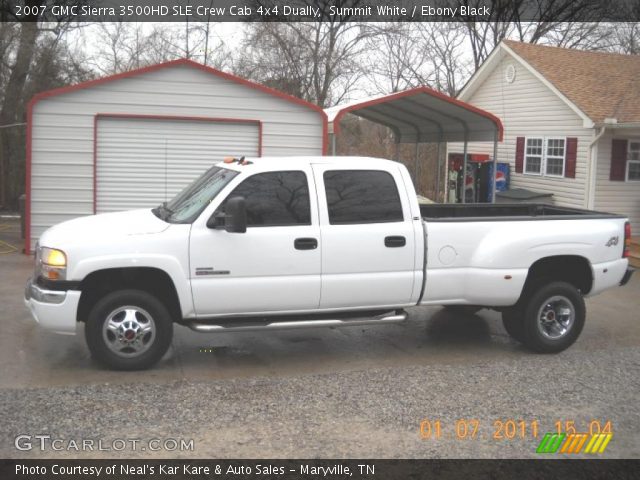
[[39, 209, 170, 248]]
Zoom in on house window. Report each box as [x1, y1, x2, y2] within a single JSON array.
[[524, 137, 566, 177], [627, 141, 640, 181], [545, 138, 566, 176], [524, 138, 543, 174]]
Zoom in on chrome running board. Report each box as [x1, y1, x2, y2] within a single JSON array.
[[185, 310, 407, 333]]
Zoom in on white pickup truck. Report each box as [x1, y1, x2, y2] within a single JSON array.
[[25, 156, 634, 370]]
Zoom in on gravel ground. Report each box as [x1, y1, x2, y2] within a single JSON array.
[[2, 346, 639, 459], [1, 218, 639, 459]]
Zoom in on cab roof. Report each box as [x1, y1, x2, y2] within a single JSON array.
[[216, 156, 399, 171]]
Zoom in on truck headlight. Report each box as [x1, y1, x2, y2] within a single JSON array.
[[37, 247, 67, 281]]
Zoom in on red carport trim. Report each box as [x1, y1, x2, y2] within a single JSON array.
[[93, 113, 263, 215], [24, 58, 328, 254], [331, 86, 504, 142]]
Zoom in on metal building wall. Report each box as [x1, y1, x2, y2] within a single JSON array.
[[27, 61, 326, 252], [95, 116, 259, 213]]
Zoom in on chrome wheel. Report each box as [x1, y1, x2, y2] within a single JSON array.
[[102, 305, 156, 358], [536, 295, 575, 340]]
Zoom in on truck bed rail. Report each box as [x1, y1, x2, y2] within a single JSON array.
[[420, 203, 624, 222]]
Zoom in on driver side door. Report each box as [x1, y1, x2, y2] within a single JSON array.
[[189, 167, 321, 317]]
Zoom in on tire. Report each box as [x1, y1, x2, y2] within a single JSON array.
[[520, 281, 585, 353], [443, 305, 482, 315], [85, 289, 173, 370], [502, 306, 525, 342]]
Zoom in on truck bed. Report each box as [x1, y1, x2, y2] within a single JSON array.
[[420, 203, 623, 221]]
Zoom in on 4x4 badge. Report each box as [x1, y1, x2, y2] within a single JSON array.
[[605, 236, 619, 247]]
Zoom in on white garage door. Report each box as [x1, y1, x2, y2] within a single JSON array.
[[96, 116, 259, 213]]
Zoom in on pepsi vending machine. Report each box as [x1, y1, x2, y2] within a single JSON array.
[[448, 153, 490, 203], [487, 162, 510, 202], [448, 155, 510, 203]]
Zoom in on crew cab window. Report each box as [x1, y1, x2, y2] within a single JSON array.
[[323, 170, 404, 224], [221, 171, 311, 227]]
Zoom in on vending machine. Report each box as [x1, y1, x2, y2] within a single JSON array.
[[447, 154, 509, 203], [448, 153, 489, 203], [487, 162, 510, 202]]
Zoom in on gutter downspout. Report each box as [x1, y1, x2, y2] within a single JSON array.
[[586, 126, 606, 210]]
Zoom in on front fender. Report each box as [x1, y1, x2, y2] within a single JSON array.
[[71, 254, 195, 318]]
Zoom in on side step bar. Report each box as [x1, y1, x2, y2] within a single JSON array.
[[185, 310, 408, 333]]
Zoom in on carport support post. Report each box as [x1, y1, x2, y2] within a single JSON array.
[[435, 140, 442, 203], [414, 142, 420, 194], [461, 136, 468, 204], [331, 132, 336, 156], [492, 129, 498, 203]]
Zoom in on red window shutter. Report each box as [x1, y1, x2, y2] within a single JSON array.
[[565, 137, 578, 178], [610, 139, 628, 181], [515, 137, 525, 173]]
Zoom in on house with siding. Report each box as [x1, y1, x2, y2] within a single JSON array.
[[454, 40, 640, 231]]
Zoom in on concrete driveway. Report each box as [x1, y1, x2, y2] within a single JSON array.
[[1, 218, 638, 458]]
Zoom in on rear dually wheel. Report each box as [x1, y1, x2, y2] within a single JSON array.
[[520, 281, 585, 353]]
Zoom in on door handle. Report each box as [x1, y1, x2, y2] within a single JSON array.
[[384, 236, 406, 248], [294, 238, 318, 250]]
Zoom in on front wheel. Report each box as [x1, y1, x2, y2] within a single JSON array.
[[520, 282, 585, 353], [85, 289, 173, 370]]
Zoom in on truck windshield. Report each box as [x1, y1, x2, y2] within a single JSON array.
[[154, 166, 239, 224]]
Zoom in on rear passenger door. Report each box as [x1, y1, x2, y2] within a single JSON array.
[[312, 165, 417, 310]]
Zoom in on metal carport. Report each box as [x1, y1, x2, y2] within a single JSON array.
[[325, 87, 503, 202]]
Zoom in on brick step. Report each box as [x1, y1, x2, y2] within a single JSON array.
[[630, 256, 640, 268]]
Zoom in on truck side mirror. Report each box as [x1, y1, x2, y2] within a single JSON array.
[[225, 197, 247, 233], [207, 197, 247, 233]]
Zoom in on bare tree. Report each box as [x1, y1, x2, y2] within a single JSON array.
[[237, 2, 374, 107], [0, 0, 89, 209], [86, 22, 152, 75], [458, 0, 610, 68], [413, 23, 471, 96], [0, 19, 37, 208], [189, 22, 235, 69], [363, 23, 471, 97], [596, 2, 640, 55], [363, 23, 421, 93], [608, 23, 640, 54]]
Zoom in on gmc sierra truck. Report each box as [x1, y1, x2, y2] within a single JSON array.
[[25, 156, 634, 370]]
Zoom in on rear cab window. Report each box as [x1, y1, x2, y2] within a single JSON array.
[[323, 170, 404, 224]]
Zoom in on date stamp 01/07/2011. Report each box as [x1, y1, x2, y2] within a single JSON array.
[[419, 419, 614, 454]]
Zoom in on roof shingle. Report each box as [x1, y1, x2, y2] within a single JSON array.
[[503, 40, 640, 124]]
